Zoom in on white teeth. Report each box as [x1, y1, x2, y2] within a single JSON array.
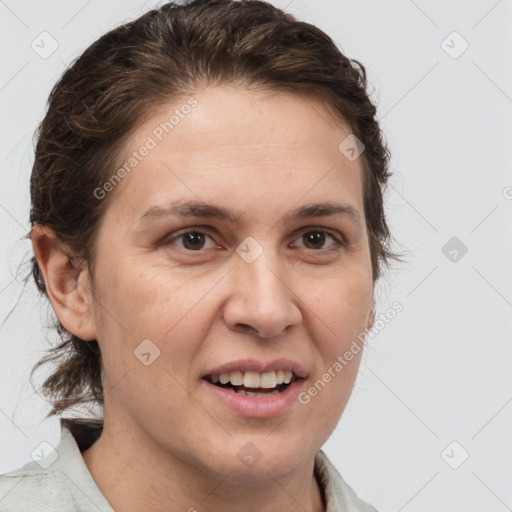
[[260, 371, 277, 388], [243, 371, 260, 388], [209, 369, 296, 388], [230, 371, 243, 386]]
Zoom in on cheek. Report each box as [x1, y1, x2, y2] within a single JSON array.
[[95, 259, 183, 331], [307, 271, 373, 346], [95, 263, 215, 369], [92, 265, 210, 414], [302, 275, 371, 418], [300, 277, 370, 424]]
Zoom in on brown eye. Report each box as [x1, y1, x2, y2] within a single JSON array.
[[181, 232, 207, 250], [294, 230, 343, 251], [166, 229, 216, 251], [303, 231, 326, 250]]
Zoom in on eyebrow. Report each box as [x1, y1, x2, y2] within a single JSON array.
[[137, 199, 362, 228]]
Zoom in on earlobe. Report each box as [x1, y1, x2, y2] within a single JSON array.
[[30, 224, 97, 341]]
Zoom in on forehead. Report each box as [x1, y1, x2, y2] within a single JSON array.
[[103, 86, 365, 223]]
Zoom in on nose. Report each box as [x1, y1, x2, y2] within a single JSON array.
[[222, 246, 302, 338]]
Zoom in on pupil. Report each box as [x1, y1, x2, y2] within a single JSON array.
[[183, 232, 204, 250], [304, 231, 325, 249]]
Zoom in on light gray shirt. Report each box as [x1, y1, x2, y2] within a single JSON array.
[[0, 418, 378, 511]]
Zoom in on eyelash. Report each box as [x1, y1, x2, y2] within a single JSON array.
[[164, 227, 345, 253]]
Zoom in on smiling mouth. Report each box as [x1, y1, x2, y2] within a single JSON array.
[[204, 374, 298, 397]]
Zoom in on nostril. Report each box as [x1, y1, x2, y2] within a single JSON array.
[[234, 324, 262, 336]]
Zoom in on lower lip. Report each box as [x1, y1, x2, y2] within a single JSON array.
[[202, 378, 305, 418]]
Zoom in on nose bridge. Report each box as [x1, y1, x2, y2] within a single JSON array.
[[243, 247, 285, 301], [238, 237, 288, 306], [225, 236, 301, 337]]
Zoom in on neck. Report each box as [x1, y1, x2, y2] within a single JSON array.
[[81, 414, 325, 512]]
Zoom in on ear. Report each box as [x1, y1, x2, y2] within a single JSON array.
[[30, 224, 97, 341]]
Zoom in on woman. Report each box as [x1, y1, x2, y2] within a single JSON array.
[[0, 1, 398, 510]]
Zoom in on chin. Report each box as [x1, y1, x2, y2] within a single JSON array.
[[207, 435, 314, 484]]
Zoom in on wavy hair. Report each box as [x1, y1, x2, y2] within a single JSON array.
[[21, 0, 402, 418]]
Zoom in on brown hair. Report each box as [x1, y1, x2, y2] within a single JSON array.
[[24, 0, 401, 418]]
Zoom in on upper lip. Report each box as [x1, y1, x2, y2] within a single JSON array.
[[203, 358, 307, 379]]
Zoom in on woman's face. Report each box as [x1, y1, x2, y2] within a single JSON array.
[[87, 86, 374, 482]]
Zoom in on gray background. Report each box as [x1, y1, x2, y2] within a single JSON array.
[[1, 1, 511, 510]]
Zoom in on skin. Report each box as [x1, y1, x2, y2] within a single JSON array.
[[31, 86, 375, 512]]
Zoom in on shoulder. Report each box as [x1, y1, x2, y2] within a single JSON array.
[[0, 418, 110, 512], [0, 462, 75, 512], [315, 450, 379, 512]]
